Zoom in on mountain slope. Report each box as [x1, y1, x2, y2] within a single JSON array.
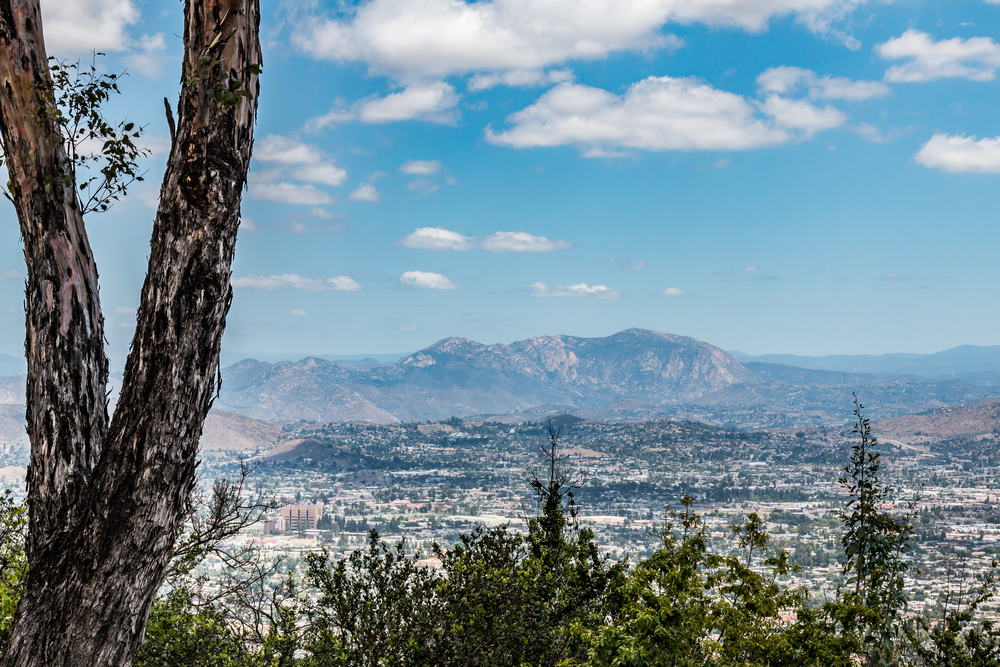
[[217, 329, 753, 422]]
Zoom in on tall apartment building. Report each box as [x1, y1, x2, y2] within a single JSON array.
[[281, 504, 323, 531]]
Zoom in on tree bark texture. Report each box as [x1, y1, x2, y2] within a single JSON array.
[[0, 1, 261, 665]]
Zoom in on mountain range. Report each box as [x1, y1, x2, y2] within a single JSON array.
[[4, 329, 1000, 431], [212, 329, 1000, 426], [730, 345, 1000, 377]]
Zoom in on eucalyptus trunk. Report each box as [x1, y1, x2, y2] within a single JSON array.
[[0, 1, 261, 664]]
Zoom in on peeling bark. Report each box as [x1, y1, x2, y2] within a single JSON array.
[[0, 1, 261, 665]]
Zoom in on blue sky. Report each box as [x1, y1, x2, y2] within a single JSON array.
[[1, 0, 1000, 365]]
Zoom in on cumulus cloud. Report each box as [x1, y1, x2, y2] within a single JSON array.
[[359, 81, 460, 124], [232, 274, 362, 291], [481, 231, 572, 252], [255, 135, 348, 186], [294, 0, 868, 80], [249, 135, 348, 204], [42, 0, 138, 53], [349, 183, 380, 202], [660, 287, 690, 296], [915, 133, 1000, 173], [248, 182, 333, 206], [851, 122, 914, 144], [878, 29, 1000, 82], [395, 228, 572, 251], [529, 282, 621, 298], [290, 309, 309, 316], [400, 271, 459, 290], [400, 160, 443, 175], [468, 69, 575, 91], [486, 77, 789, 154], [0, 270, 22, 281], [759, 95, 846, 137], [239, 218, 259, 235], [397, 227, 475, 251], [757, 66, 890, 101], [123, 33, 167, 77]]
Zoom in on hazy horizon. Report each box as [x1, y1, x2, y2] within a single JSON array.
[[2, 1, 999, 362]]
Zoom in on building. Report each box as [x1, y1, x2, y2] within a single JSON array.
[[261, 517, 284, 535], [282, 504, 323, 531]]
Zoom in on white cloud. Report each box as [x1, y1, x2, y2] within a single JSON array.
[[481, 231, 572, 252], [349, 183, 380, 202], [397, 227, 475, 251], [742, 265, 759, 272], [255, 135, 348, 186], [468, 68, 576, 91], [529, 282, 621, 298], [42, 0, 138, 53], [0, 270, 22, 281], [609, 257, 645, 270], [248, 181, 333, 206], [660, 287, 690, 296], [290, 309, 309, 316], [293, 164, 350, 187], [294, 0, 865, 80], [757, 66, 890, 101], [400, 271, 459, 290], [115, 306, 136, 315], [123, 33, 167, 77], [406, 179, 441, 196], [400, 160, 443, 175], [914, 133, 1000, 174], [359, 81, 460, 124], [239, 218, 259, 234], [878, 29, 1000, 82], [759, 95, 845, 137], [232, 274, 362, 291], [486, 77, 789, 154], [395, 228, 571, 251], [851, 122, 913, 144]]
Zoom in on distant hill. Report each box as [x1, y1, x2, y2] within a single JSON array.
[[731, 345, 1000, 377], [199, 410, 283, 451], [217, 329, 754, 423], [874, 401, 1000, 442], [0, 376, 23, 405], [0, 404, 25, 445], [0, 354, 25, 378]]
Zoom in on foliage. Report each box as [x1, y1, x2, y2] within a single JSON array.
[[0, 491, 26, 654], [581, 496, 858, 667], [838, 394, 917, 665], [303, 534, 437, 667], [136, 588, 248, 667], [39, 54, 149, 214], [903, 558, 1000, 666]]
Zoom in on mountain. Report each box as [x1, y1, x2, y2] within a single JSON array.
[[218, 351, 404, 368], [0, 354, 25, 377], [0, 404, 25, 445], [0, 376, 24, 405], [199, 411, 283, 451], [874, 401, 1000, 442], [730, 344, 1000, 377], [217, 329, 754, 423]]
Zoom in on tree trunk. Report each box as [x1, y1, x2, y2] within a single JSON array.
[[0, 1, 261, 665]]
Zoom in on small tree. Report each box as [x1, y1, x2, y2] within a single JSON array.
[[838, 394, 916, 665]]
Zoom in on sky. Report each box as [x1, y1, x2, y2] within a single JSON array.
[[1, 0, 1000, 365]]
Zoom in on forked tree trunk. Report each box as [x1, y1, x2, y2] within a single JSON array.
[[0, 1, 261, 664]]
